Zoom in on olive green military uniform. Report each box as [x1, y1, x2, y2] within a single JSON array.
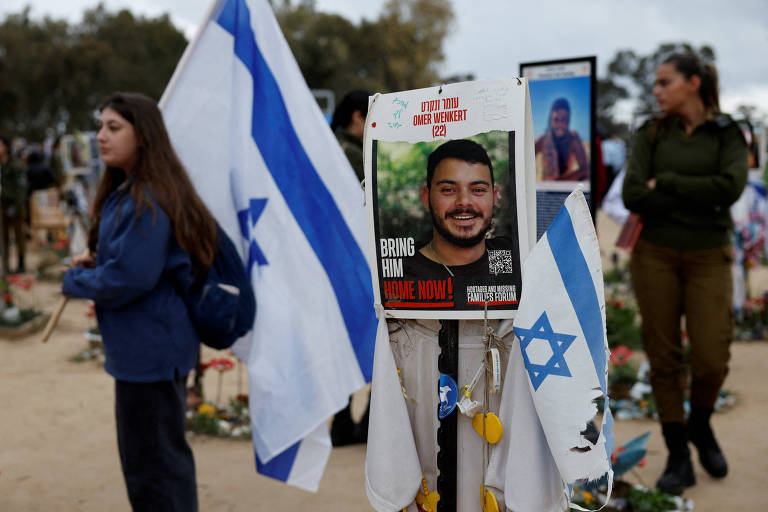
[[623, 114, 748, 423], [335, 129, 364, 182]]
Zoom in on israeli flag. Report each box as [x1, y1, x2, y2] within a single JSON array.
[[513, 189, 614, 494], [160, 0, 377, 491]]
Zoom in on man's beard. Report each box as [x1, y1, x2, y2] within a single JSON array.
[[429, 204, 492, 249]]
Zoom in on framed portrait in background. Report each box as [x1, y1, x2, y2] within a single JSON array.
[[520, 56, 597, 239]]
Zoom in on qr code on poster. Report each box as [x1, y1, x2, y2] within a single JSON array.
[[488, 250, 514, 275]]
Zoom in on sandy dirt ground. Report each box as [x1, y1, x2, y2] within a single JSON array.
[[1, 212, 767, 511]]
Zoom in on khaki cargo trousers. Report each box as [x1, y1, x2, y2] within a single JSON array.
[[630, 238, 733, 423]]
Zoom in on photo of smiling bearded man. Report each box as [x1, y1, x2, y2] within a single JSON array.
[[401, 139, 516, 280]]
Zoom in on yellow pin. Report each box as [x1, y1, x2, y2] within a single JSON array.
[[415, 491, 440, 512], [415, 476, 440, 512], [472, 412, 503, 444], [483, 487, 500, 512]]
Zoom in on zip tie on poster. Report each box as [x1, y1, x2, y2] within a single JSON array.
[[488, 348, 501, 394], [480, 301, 502, 394]]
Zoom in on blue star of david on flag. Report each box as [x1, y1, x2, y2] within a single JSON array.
[[237, 197, 269, 276], [515, 311, 577, 391]]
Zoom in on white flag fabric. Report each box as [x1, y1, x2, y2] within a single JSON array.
[[513, 189, 614, 493], [160, 0, 377, 491], [366, 318, 569, 512]]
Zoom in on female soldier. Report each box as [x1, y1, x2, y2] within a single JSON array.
[[623, 54, 748, 495], [63, 92, 217, 511]]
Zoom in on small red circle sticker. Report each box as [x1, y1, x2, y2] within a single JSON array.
[[371, 122, 376, 128]]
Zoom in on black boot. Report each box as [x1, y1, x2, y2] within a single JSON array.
[[689, 407, 728, 478], [353, 401, 370, 443], [330, 403, 357, 446], [14, 256, 25, 274], [656, 422, 696, 495]]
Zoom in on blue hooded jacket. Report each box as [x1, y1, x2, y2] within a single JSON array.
[[63, 175, 199, 382]]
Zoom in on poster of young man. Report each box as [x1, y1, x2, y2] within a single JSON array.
[[520, 56, 597, 239], [363, 79, 535, 319]]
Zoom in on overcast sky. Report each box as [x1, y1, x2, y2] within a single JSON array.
[[4, 0, 768, 119]]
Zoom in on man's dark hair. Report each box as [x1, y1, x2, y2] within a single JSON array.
[[0, 136, 10, 150], [426, 139, 494, 189], [330, 89, 372, 132]]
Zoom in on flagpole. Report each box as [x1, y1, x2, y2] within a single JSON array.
[[436, 319, 459, 512], [159, 0, 226, 109]]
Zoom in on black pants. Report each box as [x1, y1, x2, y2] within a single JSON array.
[[115, 376, 198, 512]]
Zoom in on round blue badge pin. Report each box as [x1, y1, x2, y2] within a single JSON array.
[[438, 373, 459, 419]]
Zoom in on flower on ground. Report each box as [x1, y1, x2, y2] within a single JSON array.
[[52, 238, 69, 251], [7, 274, 35, 290], [611, 445, 626, 464], [197, 403, 217, 417], [208, 358, 235, 372], [610, 345, 634, 366]]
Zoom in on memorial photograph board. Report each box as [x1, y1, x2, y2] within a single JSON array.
[[363, 79, 535, 319]]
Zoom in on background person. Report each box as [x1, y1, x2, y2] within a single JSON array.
[[49, 135, 65, 188], [26, 148, 58, 195], [330, 89, 371, 182], [62, 92, 218, 511], [534, 97, 589, 181], [622, 53, 748, 496], [601, 132, 626, 192], [0, 135, 28, 274], [331, 89, 373, 446], [329, 89, 372, 446]]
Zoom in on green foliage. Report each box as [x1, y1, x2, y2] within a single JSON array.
[[597, 78, 630, 140], [275, 0, 455, 99], [605, 42, 715, 116], [626, 486, 678, 512], [188, 411, 225, 436], [186, 399, 251, 439], [228, 397, 249, 418], [609, 363, 637, 388], [0, 5, 187, 139], [603, 262, 630, 284], [606, 302, 643, 350]]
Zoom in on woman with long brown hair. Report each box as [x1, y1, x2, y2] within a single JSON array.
[[623, 54, 748, 496], [63, 92, 217, 511]]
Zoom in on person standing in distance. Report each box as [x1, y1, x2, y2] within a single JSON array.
[[0, 135, 28, 274], [63, 92, 218, 511], [329, 89, 372, 446], [623, 54, 748, 496], [330, 89, 371, 182]]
